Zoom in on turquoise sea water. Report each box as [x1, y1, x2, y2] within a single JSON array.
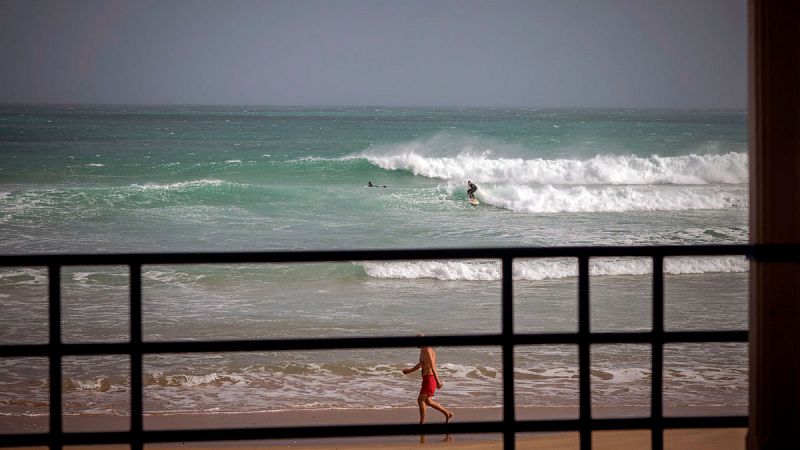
[[0, 105, 748, 419]]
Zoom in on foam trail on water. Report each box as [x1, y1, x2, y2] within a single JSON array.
[[129, 179, 229, 191]]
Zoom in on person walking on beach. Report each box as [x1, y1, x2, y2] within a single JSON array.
[[402, 334, 454, 424], [467, 180, 478, 199]]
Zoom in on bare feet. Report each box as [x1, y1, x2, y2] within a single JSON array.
[[445, 411, 454, 423]]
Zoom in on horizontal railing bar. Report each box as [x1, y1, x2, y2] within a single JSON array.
[[0, 422, 499, 446], [0, 244, 772, 267], [661, 415, 750, 428], [0, 415, 748, 447], [0, 335, 500, 357], [0, 331, 748, 357], [517, 415, 748, 432], [139, 422, 501, 443]]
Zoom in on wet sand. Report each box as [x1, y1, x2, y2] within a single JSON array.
[[1, 406, 746, 449]]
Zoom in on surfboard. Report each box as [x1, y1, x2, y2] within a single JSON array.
[[469, 197, 480, 205]]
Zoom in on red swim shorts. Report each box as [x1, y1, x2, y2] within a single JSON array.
[[420, 374, 436, 396]]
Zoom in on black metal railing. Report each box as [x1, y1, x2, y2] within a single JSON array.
[[3, 244, 792, 449]]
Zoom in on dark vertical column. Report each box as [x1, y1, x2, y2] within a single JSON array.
[[130, 264, 143, 450], [502, 257, 515, 450], [578, 256, 591, 450], [748, 1, 800, 448], [651, 256, 664, 450], [48, 265, 62, 450]]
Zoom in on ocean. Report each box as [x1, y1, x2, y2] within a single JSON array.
[[0, 105, 748, 420]]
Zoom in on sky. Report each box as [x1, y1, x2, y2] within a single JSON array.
[[0, 0, 747, 108]]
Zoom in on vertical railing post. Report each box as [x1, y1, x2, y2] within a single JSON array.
[[48, 264, 63, 450], [651, 256, 665, 450], [501, 257, 515, 450], [578, 256, 591, 450], [130, 263, 143, 450]]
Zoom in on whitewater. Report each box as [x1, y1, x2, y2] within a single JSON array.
[[354, 133, 748, 214], [359, 256, 748, 282]]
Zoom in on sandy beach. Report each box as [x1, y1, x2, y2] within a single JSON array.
[[2, 406, 746, 449]]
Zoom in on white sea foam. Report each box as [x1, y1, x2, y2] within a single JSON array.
[[596, 368, 650, 384], [64, 375, 129, 393], [33, 355, 745, 415], [0, 189, 59, 223], [143, 360, 743, 412], [68, 377, 109, 391], [176, 373, 228, 387], [469, 184, 746, 213], [129, 179, 227, 191], [359, 256, 748, 281], [360, 260, 500, 281], [0, 267, 49, 285], [516, 366, 650, 384], [145, 372, 246, 388], [68, 271, 128, 287], [142, 270, 206, 286]]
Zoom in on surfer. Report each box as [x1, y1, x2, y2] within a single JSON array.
[[467, 180, 478, 199], [368, 181, 386, 188], [402, 333, 454, 425]]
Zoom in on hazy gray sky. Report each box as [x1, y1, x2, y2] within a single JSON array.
[[0, 0, 746, 108]]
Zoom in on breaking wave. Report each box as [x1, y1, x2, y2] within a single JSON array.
[[359, 134, 747, 185], [355, 133, 748, 213], [359, 256, 749, 281]]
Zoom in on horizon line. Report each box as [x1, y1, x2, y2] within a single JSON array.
[[0, 101, 747, 112]]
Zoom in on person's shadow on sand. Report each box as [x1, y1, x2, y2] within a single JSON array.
[[420, 434, 453, 444]]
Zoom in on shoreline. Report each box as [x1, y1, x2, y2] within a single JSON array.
[[1, 406, 746, 449]]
